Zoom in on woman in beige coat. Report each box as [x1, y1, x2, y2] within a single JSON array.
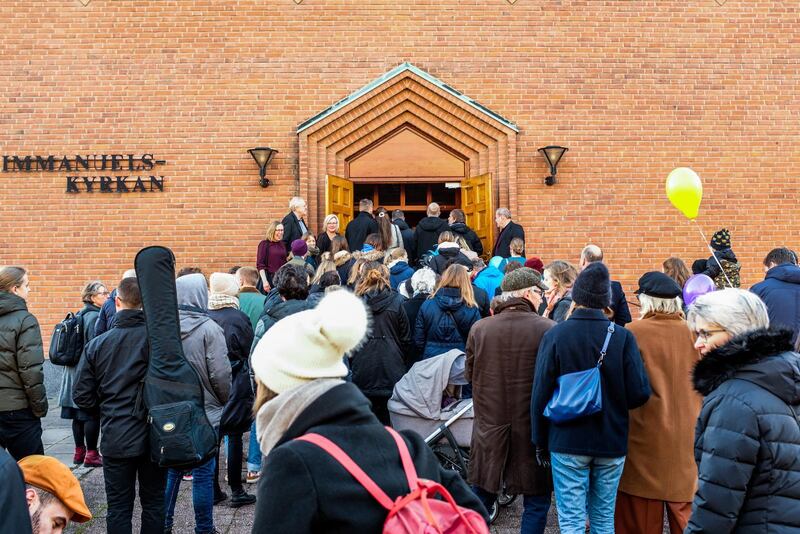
[[615, 272, 702, 534]]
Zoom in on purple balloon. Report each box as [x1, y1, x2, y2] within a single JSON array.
[[683, 274, 716, 307]]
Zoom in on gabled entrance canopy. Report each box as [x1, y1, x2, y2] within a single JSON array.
[[297, 63, 519, 234]]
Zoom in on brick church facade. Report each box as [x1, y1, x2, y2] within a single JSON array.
[[1, 0, 797, 337]]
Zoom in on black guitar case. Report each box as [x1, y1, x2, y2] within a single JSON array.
[[135, 246, 218, 470]]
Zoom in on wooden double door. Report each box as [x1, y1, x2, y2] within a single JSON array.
[[326, 174, 494, 256]]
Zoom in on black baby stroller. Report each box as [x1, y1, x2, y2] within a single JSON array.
[[388, 349, 516, 523]]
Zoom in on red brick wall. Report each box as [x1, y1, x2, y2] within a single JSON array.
[[1, 0, 797, 344]]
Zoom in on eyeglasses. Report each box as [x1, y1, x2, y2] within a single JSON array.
[[96, 290, 110, 296], [694, 328, 727, 341]]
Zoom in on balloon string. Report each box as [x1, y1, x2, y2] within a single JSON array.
[[692, 219, 733, 288]]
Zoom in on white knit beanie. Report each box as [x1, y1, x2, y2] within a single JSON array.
[[251, 289, 368, 394], [209, 272, 239, 298]]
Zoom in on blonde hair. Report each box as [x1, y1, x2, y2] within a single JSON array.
[[347, 255, 367, 286], [355, 262, 390, 296], [638, 294, 683, 318], [322, 214, 339, 232], [432, 264, 476, 308], [81, 280, 106, 304], [544, 260, 578, 290], [253, 379, 279, 416], [438, 231, 456, 245], [265, 221, 283, 241], [510, 237, 525, 255], [312, 258, 337, 285], [0, 266, 27, 293], [455, 236, 472, 252], [385, 248, 408, 266]]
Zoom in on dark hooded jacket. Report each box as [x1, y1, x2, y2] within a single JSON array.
[[393, 218, 416, 262], [449, 222, 483, 256], [73, 309, 150, 458], [252, 299, 313, 352], [413, 216, 448, 260], [429, 245, 473, 275], [686, 328, 800, 534], [253, 382, 488, 532], [0, 292, 47, 417], [0, 449, 31, 534], [350, 288, 411, 397], [751, 263, 800, 344], [413, 287, 481, 360]]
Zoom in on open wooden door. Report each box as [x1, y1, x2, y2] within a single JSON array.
[[325, 175, 354, 232], [461, 173, 493, 258]]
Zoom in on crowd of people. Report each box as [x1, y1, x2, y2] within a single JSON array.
[[0, 195, 799, 534]]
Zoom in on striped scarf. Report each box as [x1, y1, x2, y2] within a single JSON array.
[[208, 293, 239, 310]]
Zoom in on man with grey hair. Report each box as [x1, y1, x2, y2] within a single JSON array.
[[413, 202, 448, 262], [94, 268, 137, 336], [492, 207, 525, 258], [281, 196, 309, 248], [345, 198, 379, 252], [579, 244, 631, 326], [467, 266, 554, 532]]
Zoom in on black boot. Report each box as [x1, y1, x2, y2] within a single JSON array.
[[229, 489, 257, 508]]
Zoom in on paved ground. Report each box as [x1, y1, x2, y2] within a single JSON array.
[[44, 361, 557, 533]]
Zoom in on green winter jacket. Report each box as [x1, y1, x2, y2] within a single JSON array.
[[0, 292, 48, 416]]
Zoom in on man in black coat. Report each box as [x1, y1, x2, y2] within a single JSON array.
[[345, 198, 379, 252], [281, 196, 310, 249], [492, 207, 525, 258], [750, 247, 800, 344], [392, 210, 416, 263], [413, 202, 448, 261], [73, 278, 166, 534], [448, 208, 483, 256], [579, 244, 632, 326]]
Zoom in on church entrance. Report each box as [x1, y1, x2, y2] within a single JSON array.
[[353, 182, 460, 227]]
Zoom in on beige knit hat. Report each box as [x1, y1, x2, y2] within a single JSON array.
[[251, 289, 368, 394], [209, 272, 239, 297]]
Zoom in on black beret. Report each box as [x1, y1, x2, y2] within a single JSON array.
[[635, 271, 682, 299]]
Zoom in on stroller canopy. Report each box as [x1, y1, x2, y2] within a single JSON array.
[[389, 349, 467, 419]]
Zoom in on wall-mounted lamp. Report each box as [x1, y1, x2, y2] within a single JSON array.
[[538, 145, 568, 186], [248, 147, 278, 188]]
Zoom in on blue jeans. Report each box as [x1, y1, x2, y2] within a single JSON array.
[[164, 457, 216, 534], [247, 421, 261, 472], [550, 453, 625, 534], [472, 486, 551, 534]]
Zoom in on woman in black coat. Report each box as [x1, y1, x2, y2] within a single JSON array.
[[351, 262, 411, 424], [686, 288, 800, 533], [207, 273, 256, 506], [248, 289, 488, 533]]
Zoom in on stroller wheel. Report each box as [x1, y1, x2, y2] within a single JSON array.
[[497, 490, 517, 507], [488, 500, 499, 524]]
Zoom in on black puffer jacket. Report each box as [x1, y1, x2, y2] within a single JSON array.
[[350, 288, 411, 397], [687, 328, 800, 533], [429, 246, 473, 275], [449, 222, 483, 256]]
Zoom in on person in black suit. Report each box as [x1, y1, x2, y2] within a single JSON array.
[[579, 244, 632, 326], [345, 198, 379, 252], [492, 207, 525, 258], [281, 197, 310, 249]]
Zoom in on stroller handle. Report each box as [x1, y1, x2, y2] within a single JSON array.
[[424, 401, 474, 444]]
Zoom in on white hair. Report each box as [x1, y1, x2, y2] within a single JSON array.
[[495, 207, 511, 219], [289, 196, 306, 211], [410, 267, 437, 296], [122, 269, 137, 279], [687, 288, 770, 337], [503, 287, 533, 299], [638, 294, 683, 318]]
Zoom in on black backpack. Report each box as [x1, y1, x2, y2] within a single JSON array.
[[49, 312, 85, 366], [135, 246, 218, 470]]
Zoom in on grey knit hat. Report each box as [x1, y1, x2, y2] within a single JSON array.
[[501, 267, 548, 292]]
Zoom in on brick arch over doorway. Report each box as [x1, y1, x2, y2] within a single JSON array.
[[297, 63, 519, 228]]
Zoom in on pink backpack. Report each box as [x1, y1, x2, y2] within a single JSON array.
[[296, 426, 489, 534]]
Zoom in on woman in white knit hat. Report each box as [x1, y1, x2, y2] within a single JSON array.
[[250, 289, 488, 532]]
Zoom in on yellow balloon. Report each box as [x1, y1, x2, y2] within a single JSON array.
[[666, 167, 703, 220]]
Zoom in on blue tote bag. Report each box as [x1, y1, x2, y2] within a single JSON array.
[[543, 322, 615, 424]]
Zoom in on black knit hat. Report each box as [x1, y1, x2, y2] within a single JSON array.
[[710, 228, 731, 251], [572, 262, 611, 309]]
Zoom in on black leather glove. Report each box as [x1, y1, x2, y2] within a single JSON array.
[[535, 447, 551, 469]]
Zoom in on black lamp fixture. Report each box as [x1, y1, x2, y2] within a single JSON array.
[[248, 147, 278, 188], [538, 145, 568, 186]]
